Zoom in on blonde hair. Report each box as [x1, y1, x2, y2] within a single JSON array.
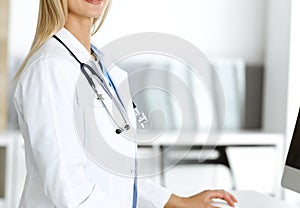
[[15, 0, 111, 79]]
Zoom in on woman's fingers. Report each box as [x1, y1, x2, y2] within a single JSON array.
[[180, 189, 237, 208], [220, 190, 236, 206], [228, 192, 238, 202], [209, 190, 237, 206]]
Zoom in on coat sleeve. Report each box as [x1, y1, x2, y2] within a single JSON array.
[[138, 178, 172, 208], [14, 57, 130, 207]]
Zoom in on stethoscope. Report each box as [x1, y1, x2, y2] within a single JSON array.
[[53, 35, 148, 134]]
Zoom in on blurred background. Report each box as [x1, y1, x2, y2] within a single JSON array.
[[0, 0, 300, 207]]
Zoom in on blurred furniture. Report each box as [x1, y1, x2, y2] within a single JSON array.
[[160, 145, 237, 190], [120, 56, 252, 131], [0, 133, 13, 208], [121, 54, 273, 196], [232, 191, 297, 208], [0, 131, 25, 208], [138, 131, 284, 197], [211, 58, 246, 129]]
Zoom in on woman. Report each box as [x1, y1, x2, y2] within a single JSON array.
[[14, 0, 238, 207]]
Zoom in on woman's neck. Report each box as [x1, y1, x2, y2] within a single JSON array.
[[64, 16, 93, 54]]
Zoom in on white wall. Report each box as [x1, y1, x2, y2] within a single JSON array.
[[286, 0, 300, 146], [9, 0, 267, 63], [95, 0, 266, 65], [262, 0, 291, 132], [8, 0, 267, 69], [284, 0, 300, 205], [9, 0, 267, 65], [8, 0, 39, 59]]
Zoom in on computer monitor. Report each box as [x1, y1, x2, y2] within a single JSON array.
[[282, 107, 300, 193]]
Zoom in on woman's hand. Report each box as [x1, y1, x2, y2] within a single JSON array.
[[164, 189, 238, 208]]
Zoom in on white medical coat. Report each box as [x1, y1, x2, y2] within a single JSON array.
[[14, 28, 171, 208]]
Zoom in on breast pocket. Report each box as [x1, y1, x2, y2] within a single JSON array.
[[83, 90, 115, 139]]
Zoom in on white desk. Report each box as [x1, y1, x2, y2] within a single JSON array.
[[137, 131, 284, 147], [233, 191, 298, 208]]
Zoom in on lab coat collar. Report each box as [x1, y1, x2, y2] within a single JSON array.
[[55, 27, 93, 64]]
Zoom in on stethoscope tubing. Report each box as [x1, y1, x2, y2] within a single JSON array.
[[53, 35, 130, 134]]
